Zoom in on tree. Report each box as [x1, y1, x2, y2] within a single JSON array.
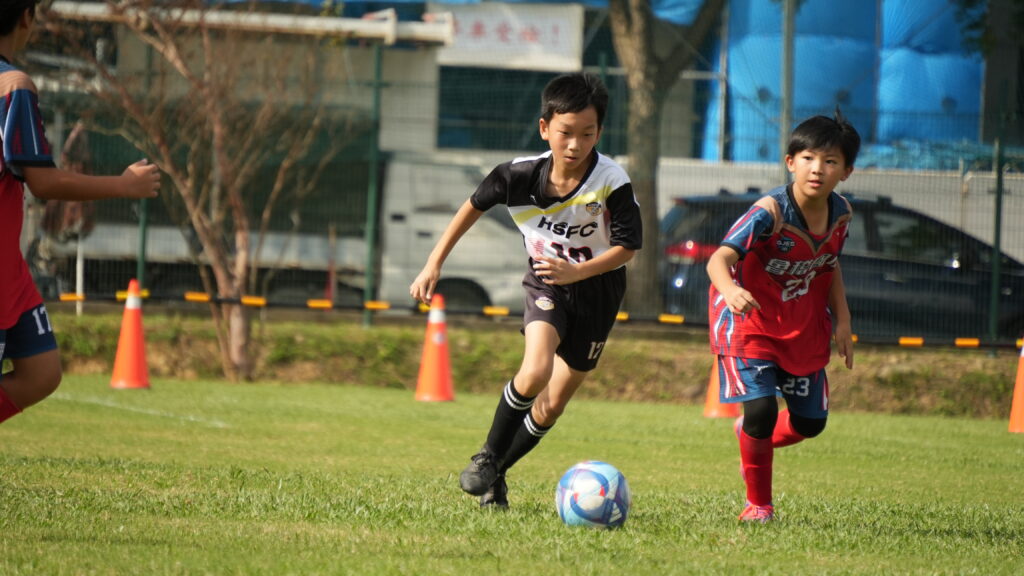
[[953, 0, 1024, 55], [39, 0, 358, 380], [608, 0, 727, 318], [952, 0, 1023, 144]]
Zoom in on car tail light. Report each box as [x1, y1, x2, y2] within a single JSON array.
[[665, 240, 718, 264]]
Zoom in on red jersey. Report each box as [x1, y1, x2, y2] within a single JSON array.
[[1, 60, 54, 329], [708, 185, 852, 375]]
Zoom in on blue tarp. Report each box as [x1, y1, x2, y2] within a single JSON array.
[[702, 0, 985, 164], [877, 49, 984, 142]]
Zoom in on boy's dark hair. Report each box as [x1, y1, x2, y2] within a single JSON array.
[[0, 0, 38, 36], [787, 107, 861, 166], [540, 72, 609, 128]]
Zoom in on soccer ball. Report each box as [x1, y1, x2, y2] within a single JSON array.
[[555, 460, 631, 529]]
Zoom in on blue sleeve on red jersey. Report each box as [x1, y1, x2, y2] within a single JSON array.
[[1, 88, 54, 179], [720, 205, 774, 258]]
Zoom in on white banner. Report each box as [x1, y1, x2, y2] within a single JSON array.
[[427, 3, 583, 72]]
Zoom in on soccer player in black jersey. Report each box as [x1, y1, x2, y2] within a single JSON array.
[[410, 72, 643, 508]]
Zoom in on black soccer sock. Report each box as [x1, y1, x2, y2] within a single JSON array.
[[499, 412, 553, 472], [483, 380, 535, 459]]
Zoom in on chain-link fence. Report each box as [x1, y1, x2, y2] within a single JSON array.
[[20, 4, 1024, 345]]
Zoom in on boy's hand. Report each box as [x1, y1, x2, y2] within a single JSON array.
[[409, 267, 440, 304], [724, 286, 760, 315], [121, 159, 161, 198], [834, 323, 854, 369], [533, 256, 580, 285]]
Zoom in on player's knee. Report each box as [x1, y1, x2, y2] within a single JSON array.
[[790, 413, 827, 438], [742, 396, 778, 439], [30, 365, 63, 403], [516, 364, 553, 391], [42, 367, 62, 398], [533, 400, 565, 425]]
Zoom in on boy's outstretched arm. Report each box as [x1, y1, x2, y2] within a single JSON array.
[[409, 199, 484, 304], [706, 245, 760, 314], [21, 159, 160, 201], [829, 263, 854, 369]]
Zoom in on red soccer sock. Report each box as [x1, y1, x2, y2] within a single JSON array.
[[0, 385, 23, 425], [739, 429, 773, 506], [771, 409, 807, 448]]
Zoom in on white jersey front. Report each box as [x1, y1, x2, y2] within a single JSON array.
[[470, 150, 642, 272]]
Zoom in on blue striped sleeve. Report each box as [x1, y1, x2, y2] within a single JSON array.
[[721, 206, 774, 257], [2, 87, 54, 178]]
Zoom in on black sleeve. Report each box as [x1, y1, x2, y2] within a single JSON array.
[[606, 182, 643, 250], [469, 162, 512, 211]]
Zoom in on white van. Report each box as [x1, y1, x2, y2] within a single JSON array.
[[378, 151, 529, 313]]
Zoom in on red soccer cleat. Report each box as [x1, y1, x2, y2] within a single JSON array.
[[738, 501, 775, 523]]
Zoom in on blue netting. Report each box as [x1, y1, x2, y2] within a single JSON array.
[[710, 0, 985, 162]]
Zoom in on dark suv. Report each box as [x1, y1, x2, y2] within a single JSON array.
[[660, 190, 1024, 341]]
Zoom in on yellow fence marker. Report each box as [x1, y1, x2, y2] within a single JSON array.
[[241, 296, 267, 308], [115, 288, 150, 301], [483, 306, 510, 317], [184, 291, 211, 303]]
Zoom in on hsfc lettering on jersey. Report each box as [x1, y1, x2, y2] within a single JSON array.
[[537, 215, 599, 239], [765, 253, 839, 302]]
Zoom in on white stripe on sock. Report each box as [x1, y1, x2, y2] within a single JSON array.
[[524, 413, 549, 438], [503, 381, 534, 411]]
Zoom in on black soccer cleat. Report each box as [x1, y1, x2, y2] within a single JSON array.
[[479, 473, 508, 509], [459, 447, 499, 496]]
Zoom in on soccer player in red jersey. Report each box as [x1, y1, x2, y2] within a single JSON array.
[[706, 109, 860, 522], [0, 1, 160, 425]]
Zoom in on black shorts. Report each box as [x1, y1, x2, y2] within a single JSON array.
[[521, 266, 626, 372]]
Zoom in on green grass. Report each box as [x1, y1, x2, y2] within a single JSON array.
[[1, 375, 1022, 575]]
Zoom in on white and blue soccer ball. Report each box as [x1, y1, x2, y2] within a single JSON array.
[[555, 460, 631, 529]]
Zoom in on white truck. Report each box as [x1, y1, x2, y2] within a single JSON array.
[[377, 150, 528, 313]]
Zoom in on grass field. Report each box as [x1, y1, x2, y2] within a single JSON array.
[[1, 375, 1022, 575]]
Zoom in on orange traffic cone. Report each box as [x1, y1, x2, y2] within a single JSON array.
[[415, 294, 454, 402], [111, 279, 150, 390], [1010, 344, 1024, 433], [703, 363, 740, 418]]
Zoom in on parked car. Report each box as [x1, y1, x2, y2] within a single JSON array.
[[660, 189, 1024, 341]]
